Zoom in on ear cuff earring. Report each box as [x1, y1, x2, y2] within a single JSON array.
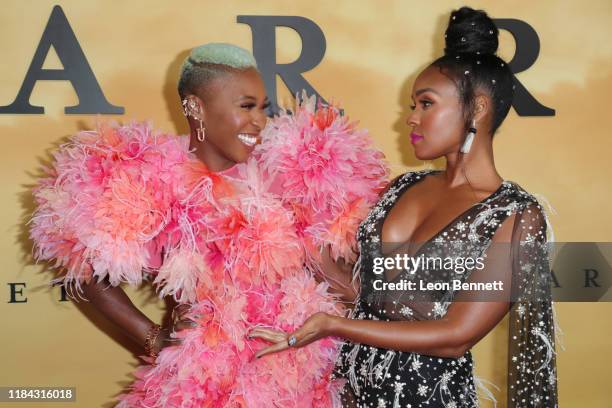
[[182, 98, 206, 142]]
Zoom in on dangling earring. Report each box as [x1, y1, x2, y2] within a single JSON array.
[[182, 97, 206, 142], [196, 120, 206, 142], [460, 120, 477, 153]]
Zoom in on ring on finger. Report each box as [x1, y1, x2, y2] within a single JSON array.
[[287, 335, 297, 347]]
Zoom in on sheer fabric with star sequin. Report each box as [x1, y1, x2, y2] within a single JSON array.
[[332, 170, 558, 408]]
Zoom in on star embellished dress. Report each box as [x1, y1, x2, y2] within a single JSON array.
[[333, 170, 558, 408]]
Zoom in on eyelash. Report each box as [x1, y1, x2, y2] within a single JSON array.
[[241, 102, 271, 110], [409, 100, 433, 111]]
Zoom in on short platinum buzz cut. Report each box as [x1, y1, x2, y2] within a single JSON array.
[[178, 43, 258, 99]]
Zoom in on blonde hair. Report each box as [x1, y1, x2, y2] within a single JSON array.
[[178, 43, 258, 98]]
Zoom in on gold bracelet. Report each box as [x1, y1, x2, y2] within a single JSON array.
[[144, 323, 162, 358]]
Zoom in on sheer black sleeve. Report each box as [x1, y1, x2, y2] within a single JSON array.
[[507, 202, 558, 407]]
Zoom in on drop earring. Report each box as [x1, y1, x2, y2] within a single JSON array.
[[196, 120, 206, 142], [460, 120, 477, 153], [182, 97, 206, 142]]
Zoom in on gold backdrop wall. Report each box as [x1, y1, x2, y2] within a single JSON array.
[[1, 1, 611, 406]]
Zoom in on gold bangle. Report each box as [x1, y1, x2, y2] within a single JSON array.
[[144, 323, 162, 358]]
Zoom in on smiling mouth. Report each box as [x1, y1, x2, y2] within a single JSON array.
[[237, 133, 258, 147]]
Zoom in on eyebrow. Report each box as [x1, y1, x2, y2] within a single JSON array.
[[238, 95, 269, 103], [415, 87, 440, 97]]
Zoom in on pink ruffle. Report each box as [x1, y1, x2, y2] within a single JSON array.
[[118, 275, 341, 407], [255, 94, 389, 263], [30, 122, 193, 293]]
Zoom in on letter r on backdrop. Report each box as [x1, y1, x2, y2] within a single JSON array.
[[238, 15, 327, 113]]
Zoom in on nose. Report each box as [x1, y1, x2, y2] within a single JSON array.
[[252, 110, 267, 132], [407, 110, 419, 129]]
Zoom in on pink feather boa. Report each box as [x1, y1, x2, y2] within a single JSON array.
[[255, 95, 388, 264], [30, 96, 389, 407]]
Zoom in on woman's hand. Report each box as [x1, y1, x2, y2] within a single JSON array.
[[171, 303, 199, 332], [249, 312, 336, 359], [152, 304, 199, 354]]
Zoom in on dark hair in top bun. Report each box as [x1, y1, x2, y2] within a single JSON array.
[[444, 7, 498, 55], [431, 6, 514, 134]]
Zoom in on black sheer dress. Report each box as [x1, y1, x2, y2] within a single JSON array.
[[332, 170, 558, 408]]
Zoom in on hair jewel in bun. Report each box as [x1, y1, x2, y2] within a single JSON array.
[[444, 6, 498, 56]]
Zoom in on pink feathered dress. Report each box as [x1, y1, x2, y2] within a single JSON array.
[[30, 97, 388, 407]]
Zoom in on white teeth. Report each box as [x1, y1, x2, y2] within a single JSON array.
[[237, 133, 257, 146]]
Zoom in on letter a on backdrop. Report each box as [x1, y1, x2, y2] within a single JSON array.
[[0, 6, 124, 114]]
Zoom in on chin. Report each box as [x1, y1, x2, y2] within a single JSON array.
[[413, 148, 434, 161], [223, 142, 255, 164], [413, 145, 445, 161], [230, 148, 253, 163]]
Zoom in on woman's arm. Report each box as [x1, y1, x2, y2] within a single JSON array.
[[251, 212, 517, 359], [70, 278, 175, 355], [252, 300, 510, 359]]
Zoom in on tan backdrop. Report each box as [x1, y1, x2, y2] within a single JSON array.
[[1, 0, 611, 406]]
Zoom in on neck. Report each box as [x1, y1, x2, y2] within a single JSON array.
[[442, 134, 502, 191], [189, 136, 235, 173]]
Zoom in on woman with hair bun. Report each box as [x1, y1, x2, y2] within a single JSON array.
[[252, 7, 558, 408], [29, 43, 388, 406]]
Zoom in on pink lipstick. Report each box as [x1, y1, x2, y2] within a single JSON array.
[[410, 133, 424, 144]]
